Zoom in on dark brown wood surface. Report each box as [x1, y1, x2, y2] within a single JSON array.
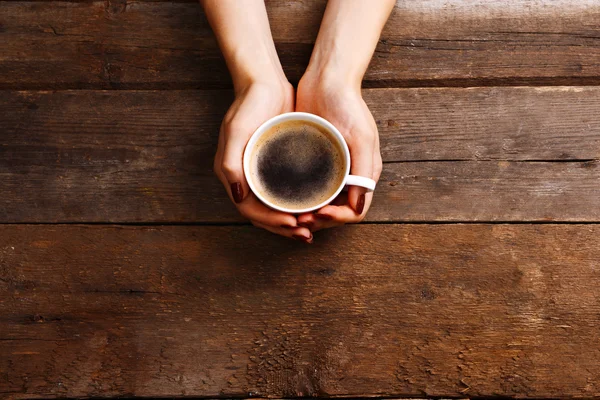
[[2, 0, 600, 89], [2, 1, 600, 399], [1, 224, 599, 399], [1, 88, 598, 223]]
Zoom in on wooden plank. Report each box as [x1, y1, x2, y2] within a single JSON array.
[[2, 157, 599, 223], [371, 86, 600, 161], [373, 160, 600, 222], [0, 1, 287, 90], [1, 1, 600, 89], [1, 88, 599, 223], [1, 224, 599, 398], [4, 87, 599, 162]]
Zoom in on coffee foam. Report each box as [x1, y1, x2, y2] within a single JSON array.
[[250, 120, 346, 210]]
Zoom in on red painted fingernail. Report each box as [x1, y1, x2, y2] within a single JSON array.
[[315, 213, 333, 221], [280, 224, 296, 229], [356, 194, 365, 215], [292, 234, 313, 244], [298, 222, 312, 230], [231, 182, 243, 203]]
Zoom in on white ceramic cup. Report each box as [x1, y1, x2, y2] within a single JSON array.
[[243, 112, 376, 214]]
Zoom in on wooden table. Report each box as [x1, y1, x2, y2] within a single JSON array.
[[1, 1, 600, 398]]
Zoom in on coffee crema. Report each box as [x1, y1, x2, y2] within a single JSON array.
[[249, 120, 346, 211]]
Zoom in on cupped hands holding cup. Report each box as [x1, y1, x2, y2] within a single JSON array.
[[202, 0, 395, 242]]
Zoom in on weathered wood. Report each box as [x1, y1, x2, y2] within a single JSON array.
[[1, 1, 600, 89], [372, 86, 600, 161], [2, 156, 599, 223], [374, 160, 600, 222], [1, 88, 598, 223], [1, 224, 599, 398]]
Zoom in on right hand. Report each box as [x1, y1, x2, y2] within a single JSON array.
[[294, 71, 382, 233], [214, 81, 313, 242]]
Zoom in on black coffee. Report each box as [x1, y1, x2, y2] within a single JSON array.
[[250, 120, 346, 210]]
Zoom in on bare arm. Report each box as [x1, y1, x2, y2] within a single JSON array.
[[200, 0, 288, 93], [201, 0, 311, 242], [306, 0, 396, 90], [296, 0, 394, 231]]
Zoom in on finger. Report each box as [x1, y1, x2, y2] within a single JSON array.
[[296, 210, 342, 232], [373, 150, 383, 182], [315, 195, 374, 224], [331, 191, 349, 206], [238, 193, 299, 228], [220, 123, 252, 204], [347, 133, 375, 216], [296, 190, 353, 231], [296, 192, 348, 224], [214, 148, 244, 206], [296, 212, 317, 231], [253, 221, 313, 243], [310, 212, 345, 232], [373, 132, 383, 182], [213, 138, 239, 203], [216, 159, 299, 228]]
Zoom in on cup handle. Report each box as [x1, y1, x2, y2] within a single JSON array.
[[345, 174, 376, 192]]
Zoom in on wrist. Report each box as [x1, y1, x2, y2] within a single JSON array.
[[228, 42, 289, 95], [299, 61, 362, 98], [234, 78, 295, 114], [303, 49, 364, 93], [233, 64, 289, 92], [234, 72, 290, 97], [234, 74, 293, 104]]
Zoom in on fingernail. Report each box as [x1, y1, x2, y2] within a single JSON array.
[[356, 194, 365, 215], [298, 222, 312, 230], [231, 182, 243, 203], [315, 213, 333, 221], [280, 224, 296, 229], [293, 234, 311, 243]]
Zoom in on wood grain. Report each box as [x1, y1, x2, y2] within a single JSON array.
[[1, 88, 599, 223], [373, 160, 600, 222], [1, 224, 599, 398], [371, 86, 600, 161], [1, 0, 600, 89]]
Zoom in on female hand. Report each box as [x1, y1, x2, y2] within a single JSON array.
[[202, 0, 313, 242], [214, 81, 313, 242], [295, 72, 382, 232], [291, 0, 393, 233]]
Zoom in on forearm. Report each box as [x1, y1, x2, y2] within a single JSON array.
[[201, 0, 287, 93], [306, 0, 395, 89]]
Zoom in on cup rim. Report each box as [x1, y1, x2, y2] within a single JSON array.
[[242, 112, 351, 214]]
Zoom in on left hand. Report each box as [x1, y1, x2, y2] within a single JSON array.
[[214, 80, 313, 242], [295, 72, 382, 232]]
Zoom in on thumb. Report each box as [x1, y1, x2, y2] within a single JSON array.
[[221, 130, 251, 204], [347, 138, 374, 215]]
